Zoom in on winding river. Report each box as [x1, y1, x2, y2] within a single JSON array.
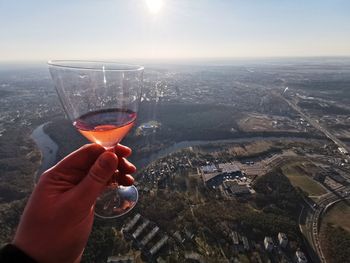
[[31, 122, 58, 181], [31, 123, 326, 173], [134, 137, 325, 168]]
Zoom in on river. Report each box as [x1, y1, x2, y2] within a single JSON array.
[[134, 137, 325, 168], [31, 123, 325, 173], [31, 122, 58, 182]]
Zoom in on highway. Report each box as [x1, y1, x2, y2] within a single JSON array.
[[274, 91, 350, 262], [302, 186, 350, 263], [276, 92, 350, 157]]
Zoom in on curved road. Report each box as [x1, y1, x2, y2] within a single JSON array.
[[273, 90, 350, 262], [303, 186, 350, 263]]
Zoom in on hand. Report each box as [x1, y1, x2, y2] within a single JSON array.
[[13, 143, 136, 263]]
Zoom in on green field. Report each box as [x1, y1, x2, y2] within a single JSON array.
[[323, 201, 350, 232], [282, 163, 327, 196]]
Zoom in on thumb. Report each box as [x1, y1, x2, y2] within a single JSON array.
[[73, 151, 118, 207]]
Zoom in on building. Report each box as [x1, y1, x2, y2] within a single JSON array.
[[296, 250, 308, 263], [173, 231, 185, 243], [184, 227, 194, 240], [123, 213, 141, 232], [200, 164, 219, 183], [138, 121, 160, 135], [242, 236, 250, 251], [234, 160, 267, 177], [204, 173, 223, 187], [132, 219, 150, 239], [184, 252, 203, 262], [223, 180, 251, 196], [107, 255, 135, 263], [218, 163, 240, 174], [338, 147, 348, 155], [201, 164, 218, 174], [264, 236, 274, 252], [231, 231, 239, 245], [278, 232, 288, 248], [149, 236, 169, 256], [140, 226, 159, 247], [202, 164, 242, 188]]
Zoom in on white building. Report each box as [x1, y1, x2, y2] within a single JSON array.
[[278, 232, 288, 248], [201, 164, 217, 174], [242, 236, 250, 251], [231, 231, 239, 245], [150, 236, 169, 255], [107, 255, 135, 263], [296, 250, 308, 263], [132, 219, 150, 239], [123, 213, 141, 232], [338, 147, 348, 155], [218, 163, 240, 173], [140, 226, 159, 246], [264, 236, 274, 252]]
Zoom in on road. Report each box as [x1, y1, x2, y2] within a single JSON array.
[[276, 92, 350, 157], [302, 186, 350, 263], [272, 90, 350, 262]]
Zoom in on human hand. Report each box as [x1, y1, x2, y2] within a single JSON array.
[[13, 143, 136, 263]]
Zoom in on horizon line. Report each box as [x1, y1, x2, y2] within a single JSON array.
[[1, 55, 350, 64]]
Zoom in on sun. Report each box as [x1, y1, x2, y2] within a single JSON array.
[[145, 0, 163, 14]]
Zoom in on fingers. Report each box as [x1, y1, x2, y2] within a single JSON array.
[[118, 157, 136, 174], [55, 143, 130, 173], [54, 144, 105, 172], [116, 173, 134, 186], [113, 144, 132, 157], [51, 144, 133, 183], [72, 152, 118, 206], [88, 152, 119, 184], [116, 158, 136, 186]]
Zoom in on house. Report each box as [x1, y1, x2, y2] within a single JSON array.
[[242, 236, 250, 251], [231, 231, 239, 245], [278, 232, 288, 248], [296, 250, 308, 263], [264, 236, 274, 252]]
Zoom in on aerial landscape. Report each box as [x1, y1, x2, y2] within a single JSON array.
[[1, 0, 350, 262], [1, 58, 350, 262]]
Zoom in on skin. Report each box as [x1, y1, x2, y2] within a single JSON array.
[[13, 143, 136, 263]]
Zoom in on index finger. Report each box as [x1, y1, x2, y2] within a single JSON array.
[[113, 144, 132, 157], [54, 143, 105, 172]]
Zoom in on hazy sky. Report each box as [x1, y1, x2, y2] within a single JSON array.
[[1, 0, 350, 61]]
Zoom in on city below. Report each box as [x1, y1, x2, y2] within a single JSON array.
[[0, 58, 350, 263]]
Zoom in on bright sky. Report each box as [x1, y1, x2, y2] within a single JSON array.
[[1, 0, 350, 61]]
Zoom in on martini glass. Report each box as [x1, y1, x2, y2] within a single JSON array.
[[48, 60, 144, 218]]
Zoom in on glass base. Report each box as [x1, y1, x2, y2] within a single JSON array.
[[95, 185, 138, 219]]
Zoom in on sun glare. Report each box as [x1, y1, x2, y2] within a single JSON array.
[[145, 0, 163, 14]]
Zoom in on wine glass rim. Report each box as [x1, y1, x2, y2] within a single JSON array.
[[47, 60, 144, 72]]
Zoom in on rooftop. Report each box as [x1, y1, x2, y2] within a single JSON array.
[[201, 164, 218, 174], [218, 163, 241, 173]]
